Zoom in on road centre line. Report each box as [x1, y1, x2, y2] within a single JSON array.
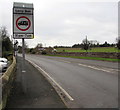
[[47, 58, 71, 64], [103, 68, 120, 72], [78, 63, 112, 73], [27, 59, 74, 101], [35, 57, 71, 64], [45, 57, 118, 72], [58, 60, 71, 64]]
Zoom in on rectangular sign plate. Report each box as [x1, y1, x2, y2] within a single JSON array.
[[13, 34, 34, 39], [13, 2, 34, 39]]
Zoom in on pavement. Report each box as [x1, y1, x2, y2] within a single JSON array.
[[5, 56, 66, 109]]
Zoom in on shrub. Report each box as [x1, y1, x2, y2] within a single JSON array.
[[41, 50, 47, 55], [31, 51, 36, 54]]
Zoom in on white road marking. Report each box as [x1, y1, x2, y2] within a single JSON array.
[[103, 68, 120, 72], [78, 63, 112, 73], [27, 59, 74, 101], [47, 58, 71, 63], [59, 60, 71, 64], [47, 58, 71, 64]]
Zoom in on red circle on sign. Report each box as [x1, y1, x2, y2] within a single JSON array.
[[16, 16, 31, 31]]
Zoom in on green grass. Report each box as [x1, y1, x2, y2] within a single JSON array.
[[56, 47, 119, 52], [47, 54, 120, 62]]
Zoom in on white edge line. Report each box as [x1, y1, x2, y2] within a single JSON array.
[[27, 59, 74, 101]]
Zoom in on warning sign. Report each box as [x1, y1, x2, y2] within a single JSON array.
[[13, 2, 34, 39]]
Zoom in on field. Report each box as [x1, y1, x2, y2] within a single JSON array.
[[56, 47, 119, 52], [47, 54, 120, 62]]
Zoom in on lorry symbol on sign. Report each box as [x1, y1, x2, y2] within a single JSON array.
[[16, 16, 31, 31], [18, 21, 28, 26]]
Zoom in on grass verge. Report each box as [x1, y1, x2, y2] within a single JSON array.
[[56, 47, 119, 52], [46, 54, 120, 62]]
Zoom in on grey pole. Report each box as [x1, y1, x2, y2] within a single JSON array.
[[0, 36, 1, 107], [0, 36, 2, 57], [22, 38, 25, 60], [22, 38, 27, 93], [0, 35, 2, 75]]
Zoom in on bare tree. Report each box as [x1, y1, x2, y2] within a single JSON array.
[[116, 37, 120, 49], [37, 43, 43, 48], [89, 40, 99, 47], [0, 26, 9, 40], [82, 36, 90, 52], [0, 26, 13, 57]]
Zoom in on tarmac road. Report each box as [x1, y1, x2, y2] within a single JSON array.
[[24, 54, 118, 108]]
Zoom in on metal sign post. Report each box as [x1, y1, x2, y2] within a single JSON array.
[[22, 38, 26, 93], [13, 2, 34, 39], [13, 2, 34, 93]]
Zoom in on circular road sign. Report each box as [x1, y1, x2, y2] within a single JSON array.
[[16, 16, 31, 31]]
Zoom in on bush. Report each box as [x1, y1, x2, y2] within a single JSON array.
[[2, 51, 13, 58], [31, 51, 36, 54], [63, 49, 65, 52], [41, 50, 47, 55]]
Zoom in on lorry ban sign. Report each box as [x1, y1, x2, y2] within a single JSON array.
[[13, 2, 34, 39], [16, 16, 31, 31]]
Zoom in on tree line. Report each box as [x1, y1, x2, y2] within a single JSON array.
[[0, 26, 120, 56], [54, 36, 120, 51], [72, 41, 116, 48], [0, 27, 13, 58]]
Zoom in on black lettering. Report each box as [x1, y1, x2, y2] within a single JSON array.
[[18, 21, 28, 26]]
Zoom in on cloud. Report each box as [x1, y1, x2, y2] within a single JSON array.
[[0, 0, 118, 47]]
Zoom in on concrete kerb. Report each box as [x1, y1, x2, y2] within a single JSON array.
[[26, 59, 75, 108], [0, 56, 16, 110]]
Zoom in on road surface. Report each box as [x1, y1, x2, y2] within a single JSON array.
[[20, 54, 118, 108]]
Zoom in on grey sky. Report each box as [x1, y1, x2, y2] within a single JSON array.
[[0, 0, 118, 48]]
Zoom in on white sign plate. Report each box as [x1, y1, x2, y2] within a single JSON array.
[[13, 2, 34, 39], [13, 34, 34, 39]]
